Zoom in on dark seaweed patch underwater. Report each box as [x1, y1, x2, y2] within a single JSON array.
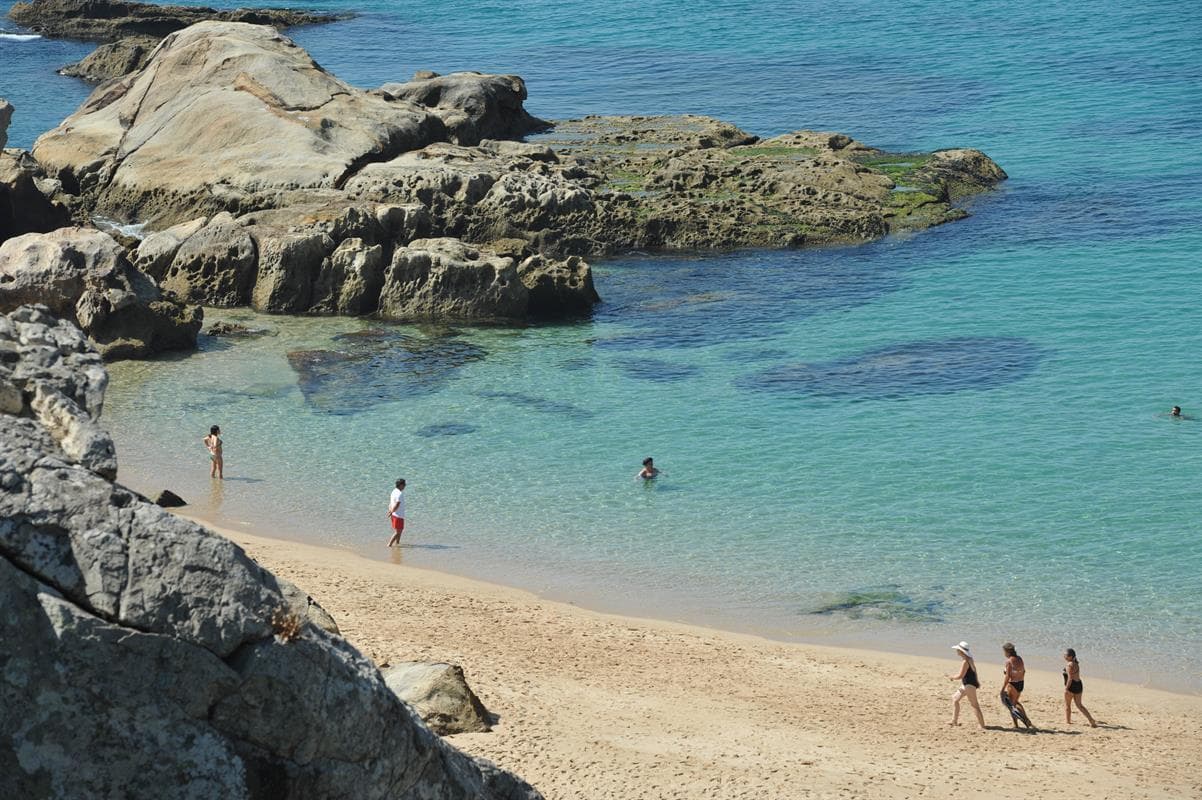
[[287, 328, 486, 415], [807, 585, 945, 623], [738, 337, 1042, 400]]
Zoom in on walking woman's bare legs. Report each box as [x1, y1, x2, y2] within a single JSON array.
[[951, 686, 985, 729], [1066, 690, 1097, 727]]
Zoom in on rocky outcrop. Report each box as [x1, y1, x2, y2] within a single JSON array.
[[1, 149, 74, 244], [59, 35, 158, 81], [0, 227, 201, 359], [0, 305, 542, 800], [378, 72, 549, 146], [31, 22, 1005, 322], [34, 23, 448, 223], [0, 97, 11, 150], [8, 0, 341, 41], [383, 662, 494, 735]]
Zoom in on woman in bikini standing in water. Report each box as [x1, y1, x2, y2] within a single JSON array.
[[204, 425, 223, 479], [947, 641, 986, 729], [1001, 642, 1027, 727], [1063, 648, 1098, 727]]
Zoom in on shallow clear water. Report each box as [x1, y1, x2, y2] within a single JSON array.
[[4, 0, 1201, 690]]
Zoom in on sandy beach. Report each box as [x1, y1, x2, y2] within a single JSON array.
[[189, 515, 1202, 800]]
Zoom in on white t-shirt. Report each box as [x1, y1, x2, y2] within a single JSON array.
[[389, 487, 405, 519]]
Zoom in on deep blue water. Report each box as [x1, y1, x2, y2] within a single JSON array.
[[4, 0, 1200, 690]]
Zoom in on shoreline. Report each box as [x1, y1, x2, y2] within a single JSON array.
[[176, 510, 1202, 799], [165, 492, 1198, 698]]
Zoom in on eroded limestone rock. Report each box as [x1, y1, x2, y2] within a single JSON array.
[[0, 228, 201, 359]]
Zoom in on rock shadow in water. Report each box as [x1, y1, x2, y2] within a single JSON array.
[[614, 357, 700, 383], [415, 422, 478, 438], [738, 336, 1042, 400], [476, 390, 594, 420], [807, 585, 945, 623], [288, 328, 485, 415]]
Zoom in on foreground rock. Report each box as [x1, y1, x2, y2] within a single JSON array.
[[0, 304, 542, 799], [0, 227, 201, 358], [384, 662, 494, 735], [8, 0, 340, 41]]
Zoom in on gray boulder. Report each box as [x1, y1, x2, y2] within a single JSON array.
[[0, 97, 11, 150], [0, 304, 114, 478], [0, 227, 202, 359], [0, 305, 542, 800], [379, 72, 549, 146], [378, 238, 527, 321], [383, 662, 493, 735], [59, 35, 158, 82]]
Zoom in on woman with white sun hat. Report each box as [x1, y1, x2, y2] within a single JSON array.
[[947, 641, 986, 730]]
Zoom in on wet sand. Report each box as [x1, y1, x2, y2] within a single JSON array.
[[199, 516, 1202, 800]]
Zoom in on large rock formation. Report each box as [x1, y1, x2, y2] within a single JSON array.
[[34, 22, 449, 222], [30, 22, 1005, 322], [0, 304, 542, 800], [0, 227, 201, 359], [8, 0, 340, 41]]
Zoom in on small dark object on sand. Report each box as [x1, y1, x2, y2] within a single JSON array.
[[153, 489, 186, 507]]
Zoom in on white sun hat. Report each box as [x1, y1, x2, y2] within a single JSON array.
[[952, 641, 973, 657]]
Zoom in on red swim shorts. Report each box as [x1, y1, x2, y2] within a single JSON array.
[[390, 516, 405, 532]]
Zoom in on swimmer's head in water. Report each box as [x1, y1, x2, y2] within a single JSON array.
[[1172, 406, 1182, 416], [643, 457, 654, 467]]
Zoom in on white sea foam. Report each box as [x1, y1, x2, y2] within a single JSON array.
[[0, 32, 42, 41], [92, 216, 148, 240]]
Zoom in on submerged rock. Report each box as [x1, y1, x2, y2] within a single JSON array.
[[0, 227, 202, 359], [738, 337, 1042, 400], [0, 304, 542, 799], [287, 327, 487, 414]]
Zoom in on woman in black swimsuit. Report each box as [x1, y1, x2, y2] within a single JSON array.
[[947, 641, 986, 729], [1063, 648, 1097, 727]]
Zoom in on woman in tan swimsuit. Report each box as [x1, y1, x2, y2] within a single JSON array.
[[1001, 642, 1027, 727], [203, 425, 223, 479]]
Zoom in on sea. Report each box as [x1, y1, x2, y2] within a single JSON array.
[[3, 0, 1200, 692]]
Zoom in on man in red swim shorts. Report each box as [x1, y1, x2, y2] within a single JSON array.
[[387, 478, 406, 547]]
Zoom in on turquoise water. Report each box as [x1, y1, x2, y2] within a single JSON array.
[[5, 1, 1201, 690]]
